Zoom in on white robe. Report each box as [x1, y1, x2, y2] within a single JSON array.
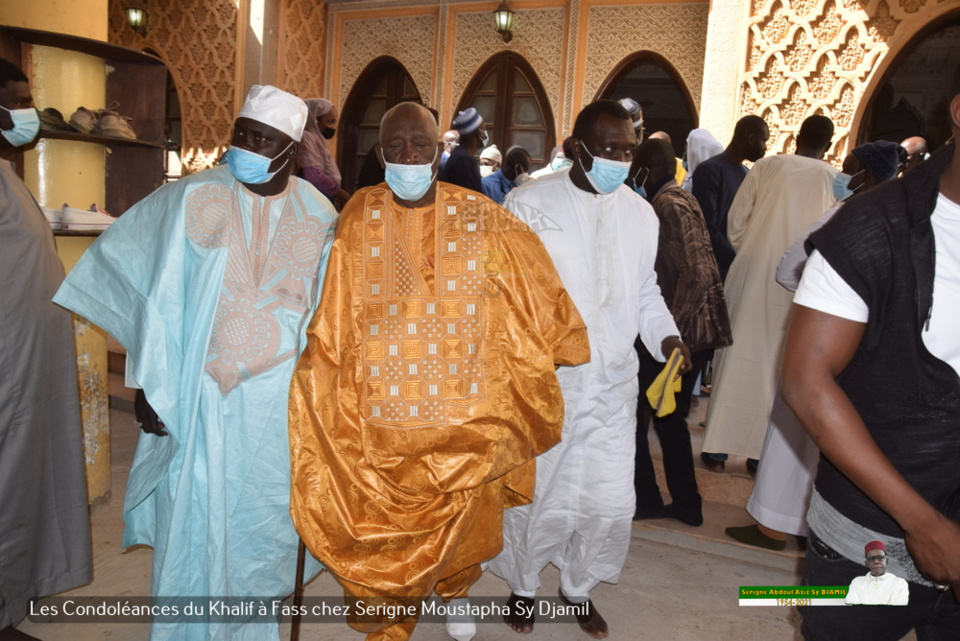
[[489, 172, 679, 597], [747, 206, 839, 535], [702, 154, 837, 459], [747, 385, 819, 535]]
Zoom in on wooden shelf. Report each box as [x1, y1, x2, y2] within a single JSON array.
[[39, 128, 164, 149], [0, 26, 168, 216], [0, 26, 163, 66], [54, 229, 105, 237]]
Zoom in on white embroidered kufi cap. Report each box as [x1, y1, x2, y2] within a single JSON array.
[[238, 85, 308, 142]]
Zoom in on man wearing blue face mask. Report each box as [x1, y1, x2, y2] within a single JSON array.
[[490, 100, 691, 639], [0, 57, 91, 641], [54, 85, 337, 641], [289, 101, 588, 641]]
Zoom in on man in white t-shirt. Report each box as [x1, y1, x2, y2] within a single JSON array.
[[845, 540, 909, 606], [782, 68, 960, 639]]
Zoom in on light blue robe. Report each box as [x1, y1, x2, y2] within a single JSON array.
[[55, 166, 337, 640]]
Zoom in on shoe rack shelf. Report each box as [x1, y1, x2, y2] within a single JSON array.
[[41, 129, 164, 149], [55, 229, 104, 237], [0, 26, 167, 218]]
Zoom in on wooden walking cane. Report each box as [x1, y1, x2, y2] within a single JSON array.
[[291, 537, 306, 641]]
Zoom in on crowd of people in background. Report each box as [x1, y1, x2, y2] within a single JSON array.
[[3, 47, 960, 641]]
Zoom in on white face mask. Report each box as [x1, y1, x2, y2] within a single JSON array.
[[383, 146, 439, 202], [578, 142, 631, 195], [226, 141, 294, 185], [514, 171, 530, 186], [480, 165, 494, 178], [0, 106, 40, 147]]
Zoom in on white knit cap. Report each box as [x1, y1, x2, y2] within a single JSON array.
[[480, 144, 502, 163], [238, 85, 308, 142]]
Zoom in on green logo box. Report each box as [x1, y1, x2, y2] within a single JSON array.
[[739, 586, 849, 599]]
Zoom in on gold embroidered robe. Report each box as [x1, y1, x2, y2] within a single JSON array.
[[289, 183, 588, 626]]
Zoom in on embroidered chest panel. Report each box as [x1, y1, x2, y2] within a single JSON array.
[[360, 187, 488, 425], [185, 182, 324, 394]]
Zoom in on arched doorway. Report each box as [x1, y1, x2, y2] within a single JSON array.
[[595, 52, 698, 157], [339, 57, 422, 192], [858, 12, 960, 152], [456, 52, 555, 171]]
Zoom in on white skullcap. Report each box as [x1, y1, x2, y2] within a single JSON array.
[[480, 144, 502, 163], [238, 85, 308, 142]]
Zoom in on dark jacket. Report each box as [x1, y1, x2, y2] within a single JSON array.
[[808, 144, 960, 536], [438, 145, 482, 193]]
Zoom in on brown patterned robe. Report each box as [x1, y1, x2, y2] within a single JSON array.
[[650, 179, 732, 351]]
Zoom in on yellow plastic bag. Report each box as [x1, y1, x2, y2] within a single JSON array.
[[645, 347, 685, 417]]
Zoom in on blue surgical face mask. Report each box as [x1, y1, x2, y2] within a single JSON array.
[[632, 165, 649, 200], [478, 129, 490, 148], [578, 141, 631, 195], [551, 156, 572, 172], [634, 174, 648, 200], [384, 147, 438, 202], [0, 106, 40, 147], [833, 169, 864, 201], [226, 141, 293, 185]]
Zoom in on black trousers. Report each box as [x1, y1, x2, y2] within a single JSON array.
[[799, 530, 960, 640], [634, 338, 705, 517]]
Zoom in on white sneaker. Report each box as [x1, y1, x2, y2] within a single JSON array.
[[444, 598, 476, 641], [41, 206, 62, 230], [60, 203, 117, 231]]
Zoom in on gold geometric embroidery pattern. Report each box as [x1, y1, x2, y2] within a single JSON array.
[[361, 186, 486, 425]]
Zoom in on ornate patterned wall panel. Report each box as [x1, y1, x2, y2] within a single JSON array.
[[337, 13, 437, 106], [738, 0, 950, 161], [451, 8, 566, 123], [108, 0, 238, 172], [582, 3, 709, 113], [277, 0, 327, 100]]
